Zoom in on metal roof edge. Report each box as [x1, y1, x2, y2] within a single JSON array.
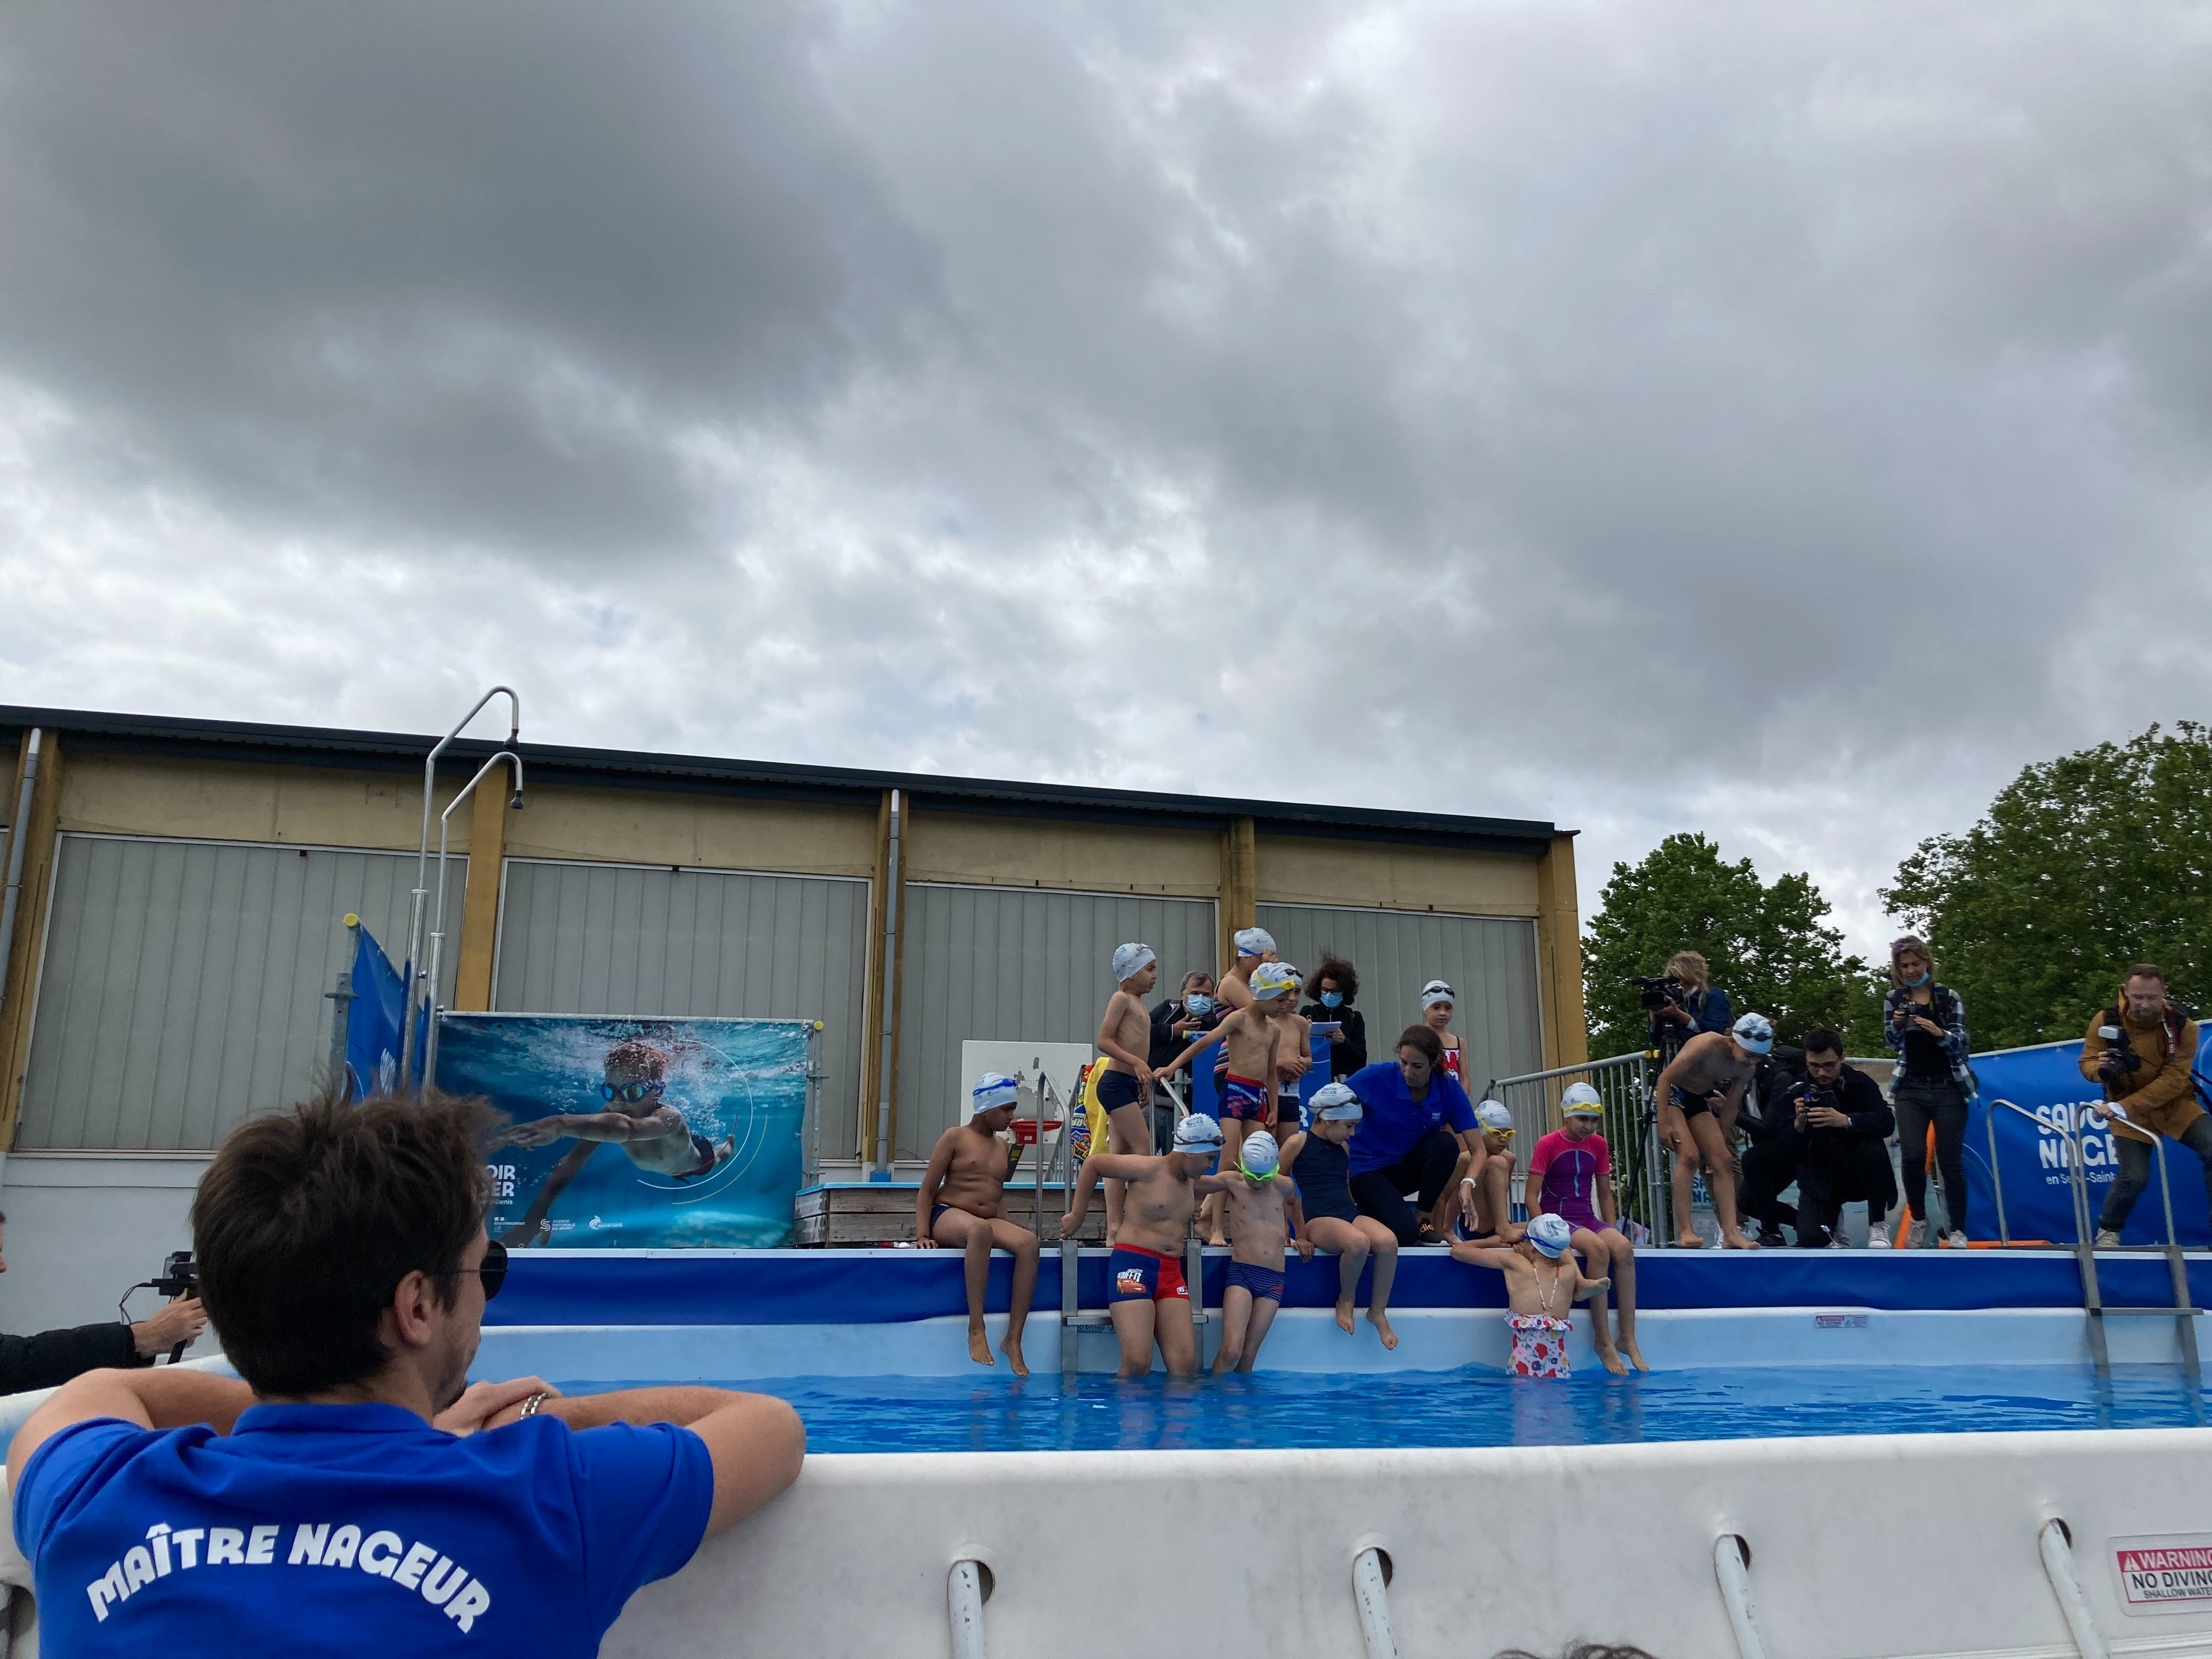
[[0, 704, 1568, 850]]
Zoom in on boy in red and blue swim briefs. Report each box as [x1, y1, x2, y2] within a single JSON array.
[[1170, 961, 1301, 1245], [1194, 1130, 1310, 1374], [1064, 1114, 1223, 1377], [1525, 1082, 1645, 1374]]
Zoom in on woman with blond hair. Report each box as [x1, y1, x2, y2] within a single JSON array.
[[1883, 935, 1973, 1248], [1647, 950, 1733, 1064]]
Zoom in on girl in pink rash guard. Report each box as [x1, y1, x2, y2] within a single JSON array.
[[1526, 1084, 1645, 1374]]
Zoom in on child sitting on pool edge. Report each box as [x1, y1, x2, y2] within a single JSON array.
[[1278, 1082, 1399, 1350], [913, 1072, 1043, 1375], [1526, 1081, 1646, 1374], [1452, 1212, 1608, 1379], [1194, 1129, 1309, 1374]]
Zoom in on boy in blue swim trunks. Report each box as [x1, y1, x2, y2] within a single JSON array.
[[1063, 1115, 1223, 1376], [1094, 943, 1161, 1242], [1194, 1130, 1309, 1373], [1169, 961, 1299, 1245]]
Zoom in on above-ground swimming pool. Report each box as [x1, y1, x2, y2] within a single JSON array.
[[568, 1361, 2212, 1453]]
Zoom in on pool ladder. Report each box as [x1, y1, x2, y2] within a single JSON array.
[[2039, 1108, 2204, 1379]]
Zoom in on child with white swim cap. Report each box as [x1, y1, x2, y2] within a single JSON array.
[[1450, 1207, 1610, 1379], [1170, 959, 1302, 1247], [913, 1073, 1043, 1374], [1277, 1082, 1401, 1351], [1093, 943, 1162, 1242], [1525, 1084, 1646, 1373]]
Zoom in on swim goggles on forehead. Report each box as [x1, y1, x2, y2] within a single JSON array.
[[600, 1080, 665, 1103]]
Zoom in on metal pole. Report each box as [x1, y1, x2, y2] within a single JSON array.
[[803, 1022, 825, 1187], [420, 749, 523, 1090], [0, 728, 42, 1017], [1987, 1101, 2011, 1245], [1031, 1061, 1045, 1240], [870, 789, 902, 1178], [400, 687, 519, 1089]]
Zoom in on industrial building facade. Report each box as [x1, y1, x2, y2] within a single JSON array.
[[0, 706, 1583, 1330]]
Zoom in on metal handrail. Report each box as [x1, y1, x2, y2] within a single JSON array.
[[419, 749, 524, 1087]]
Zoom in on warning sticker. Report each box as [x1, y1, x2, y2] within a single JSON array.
[[2112, 1534, 2212, 1615]]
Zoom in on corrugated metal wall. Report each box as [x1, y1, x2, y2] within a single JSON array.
[[1255, 902, 1543, 1094], [895, 884, 1216, 1159], [492, 859, 870, 1153], [20, 835, 460, 1150]]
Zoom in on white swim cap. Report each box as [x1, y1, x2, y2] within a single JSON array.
[[1239, 1133, 1280, 1179], [1111, 941, 1156, 984], [1173, 1114, 1224, 1153], [1527, 1212, 1574, 1258], [1250, 962, 1301, 1001], [1475, 1099, 1514, 1133], [1560, 1082, 1605, 1118], [970, 1073, 1020, 1115], [1311, 1082, 1363, 1121], [1233, 927, 1276, 959], [1733, 1013, 1775, 1056], [1420, 979, 1455, 1009]]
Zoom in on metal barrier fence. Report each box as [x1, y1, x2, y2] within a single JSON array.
[[1484, 1052, 1665, 1237]]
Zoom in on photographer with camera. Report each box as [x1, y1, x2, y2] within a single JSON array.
[[0, 1211, 207, 1393], [1734, 1046, 1806, 1246], [1637, 951, 1734, 1065], [1882, 935, 1974, 1248], [1778, 1028, 1897, 1249], [2081, 963, 2212, 1246], [8, 1089, 805, 1651]]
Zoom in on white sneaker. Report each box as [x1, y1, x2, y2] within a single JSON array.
[[2095, 1228, 2121, 1248], [1869, 1222, 1892, 1249], [1906, 1220, 1929, 1250], [1942, 1228, 1969, 1249]]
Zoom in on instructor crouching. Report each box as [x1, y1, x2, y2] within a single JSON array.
[[8, 1090, 805, 1654]]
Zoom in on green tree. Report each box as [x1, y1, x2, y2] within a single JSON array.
[[1583, 834, 1882, 1059], [1883, 723, 2212, 1049]]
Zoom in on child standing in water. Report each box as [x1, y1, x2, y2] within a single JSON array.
[[1452, 1212, 1609, 1379], [1279, 1082, 1398, 1350], [1194, 1131, 1308, 1373], [1170, 961, 1299, 1244], [913, 1072, 1043, 1375], [1526, 1082, 1646, 1374], [1094, 943, 1161, 1240]]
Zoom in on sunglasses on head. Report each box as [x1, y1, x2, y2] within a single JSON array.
[[600, 1080, 664, 1103]]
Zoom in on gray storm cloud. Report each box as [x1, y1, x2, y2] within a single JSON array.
[[1, 0, 2208, 950]]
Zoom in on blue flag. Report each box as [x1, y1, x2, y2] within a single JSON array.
[[343, 924, 410, 1102]]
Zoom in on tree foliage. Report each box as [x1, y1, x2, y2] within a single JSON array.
[[1583, 834, 1882, 1059], [1883, 723, 2212, 1049]]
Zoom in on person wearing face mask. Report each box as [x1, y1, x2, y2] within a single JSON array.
[[1300, 953, 1368, 1082], [1882, 935, 1974, 1248], [1150, 970, 1220, 1145]]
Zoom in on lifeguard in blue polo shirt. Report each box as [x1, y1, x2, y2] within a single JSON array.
[[1342, 1025, 1482, 1245], [8, 1090, 806, 1656]]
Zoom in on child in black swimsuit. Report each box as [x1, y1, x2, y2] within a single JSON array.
[[1278, 1082, 1400, 1351]]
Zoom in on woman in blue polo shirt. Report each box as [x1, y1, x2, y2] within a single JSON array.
[[1344, 1025, 1481, 1245]]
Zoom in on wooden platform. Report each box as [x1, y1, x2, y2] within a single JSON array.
[[795, 1182, 1110, 1246]]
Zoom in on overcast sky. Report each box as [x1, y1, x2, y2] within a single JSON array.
[[3, 2, 2208, 955]]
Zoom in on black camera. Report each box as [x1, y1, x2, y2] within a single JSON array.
[[1795, 1082, 1837, 1130], [2096, 1025, 2141, 1082], [151, 1250, 198, 1299], [1631, 975, 1685, 1013]]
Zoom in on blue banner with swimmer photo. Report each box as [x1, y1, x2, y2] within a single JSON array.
[[433, 1013, 814, 1249], [1966, 1037, 2212, 1246]]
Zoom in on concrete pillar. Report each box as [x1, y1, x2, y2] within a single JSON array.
[[1219, 815, 1257, 974], [1534, 831, 1588, 1070]]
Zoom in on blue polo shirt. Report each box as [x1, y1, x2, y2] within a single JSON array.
[[1344, 1059, 1476, 1174], [12, 1401, 713, 1656]]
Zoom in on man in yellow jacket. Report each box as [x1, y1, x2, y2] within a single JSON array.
[[2081, 963, 2210, 1245]]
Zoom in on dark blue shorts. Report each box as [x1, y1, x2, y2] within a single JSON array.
[[1096, 1068, 1145, 1112], [1225, 1260, 1285, 1304]]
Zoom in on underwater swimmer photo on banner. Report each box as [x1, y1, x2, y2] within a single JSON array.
[[435, 1013, 816, 1248]]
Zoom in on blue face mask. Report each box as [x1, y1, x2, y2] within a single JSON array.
[[1904, 972, 1929, 989], [1185, 994, 1214, 1017], [1320, 991, 1344, 1008]]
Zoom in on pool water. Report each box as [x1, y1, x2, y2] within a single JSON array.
[[569, 1364, 2212, 1455]]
